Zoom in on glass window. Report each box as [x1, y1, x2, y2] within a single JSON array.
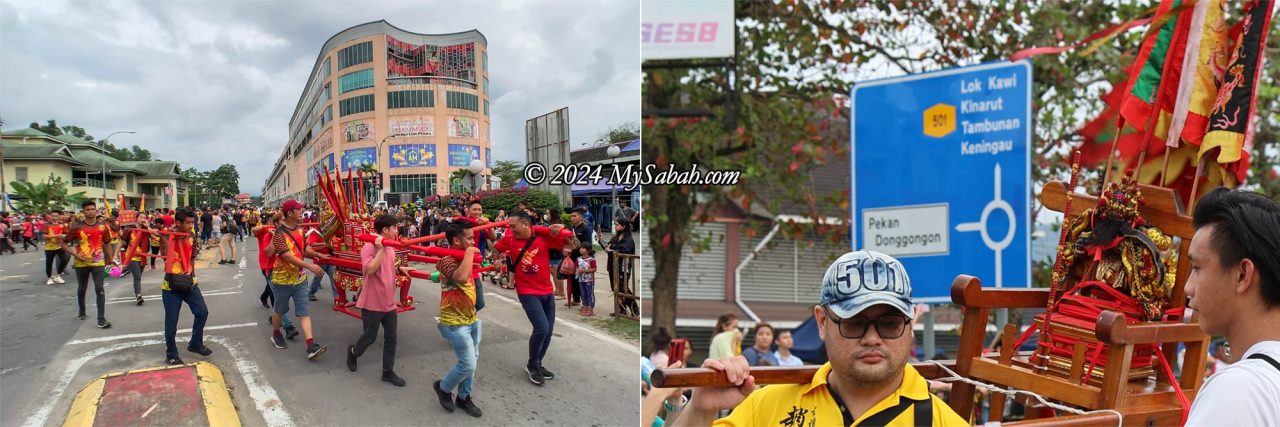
[[338, 41, 373, 69], [389, 174, 438, 196], [388, 90, 435, 109], [339, 94, 375, 116], [339, 69, 374, 94], [321, 57, 331, 80], [127, 175, 135, 192], [484, 100, 489, 116], [446, 91, 479, 112], [15, 167, 27, 182]]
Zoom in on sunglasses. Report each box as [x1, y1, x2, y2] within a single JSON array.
[[822, 306, 910, 339]]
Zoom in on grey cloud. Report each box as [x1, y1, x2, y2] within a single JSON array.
[[1, 0, 640, 195]]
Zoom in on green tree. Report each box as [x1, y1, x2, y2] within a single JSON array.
[[592, 121, 640, 147], [9, 174, 88, 213], [449, 168, 475, 193], [30, 120, 63, 136], [204, 164, 241, 201], [491, 160, 524, 187], [641, 0, 1272, 342]]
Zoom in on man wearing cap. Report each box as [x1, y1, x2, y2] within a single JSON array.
[[671, 250, 968, 426], [270, 199, 332, 360]]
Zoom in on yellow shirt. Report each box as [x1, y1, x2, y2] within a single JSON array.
[[714, 363, 968, 427]]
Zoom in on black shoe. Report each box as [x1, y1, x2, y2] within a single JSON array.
[[285, 326, 299, 340], [455, 395, 482, 417], [167, 357, 185, 366], [306, 343, 326, 360], [97, 320, 111, 328], [76, 314, 87, 320], [271, 334, 287, 349], [309, 294, 318, 301], [525, 366, 545, 385], [259, 298, 270, 309], [136, 295, 144, 306], [381, 371, 406, 387], [540, 366, 556, 380], [433, 380, 455, 412], [187, 346, 213, 357], [217, 260, 225, 264], [346, 345, 357, 372]]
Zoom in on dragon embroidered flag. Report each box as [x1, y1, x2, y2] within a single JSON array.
[[1200, 0, 1273, 184]]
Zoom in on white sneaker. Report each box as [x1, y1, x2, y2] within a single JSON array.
[[47, 277, 55, 285], [53, 275, 65, 284]]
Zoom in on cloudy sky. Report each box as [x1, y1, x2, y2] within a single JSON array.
[[0, 0, 640, 195]]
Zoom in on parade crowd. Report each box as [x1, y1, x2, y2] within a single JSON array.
[[0, 193, 640, 419]]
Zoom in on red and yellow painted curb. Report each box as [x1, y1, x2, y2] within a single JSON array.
[[63, 361, 239, 427]]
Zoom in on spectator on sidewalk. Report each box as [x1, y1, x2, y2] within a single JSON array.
[[707, 313, 742, 360], [773, 329, 805, 366], [741, 322, 778, 367]]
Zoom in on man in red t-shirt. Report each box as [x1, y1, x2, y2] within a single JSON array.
[[64, 201, 117, 328], [162, 209, 175, 228], [493, 211, 566, 386], [253, 212, 295, 335]]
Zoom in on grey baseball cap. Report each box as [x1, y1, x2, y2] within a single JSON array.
[[819, 250, 914, 320]]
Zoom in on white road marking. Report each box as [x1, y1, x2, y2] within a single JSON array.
[[106, 281, 245, 303], [24, 334, 292, 427], [106, 290, 242, 304], [23, 338, 166, 427], [206, 335, 294, 427], [1, 367, 19, 376], [66, 322, 257, 345], [140, 403, 158, 419], [484, 292, 638, 352]]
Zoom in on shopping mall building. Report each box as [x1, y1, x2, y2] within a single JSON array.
[[263, 20, 491, 206]]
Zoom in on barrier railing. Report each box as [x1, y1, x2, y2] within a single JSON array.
[[610, 252, 640, 320]]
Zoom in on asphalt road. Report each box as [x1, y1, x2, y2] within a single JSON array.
[[0, 238, 640, 426]]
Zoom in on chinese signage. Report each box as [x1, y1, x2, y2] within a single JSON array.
[[311, 129, 333, 159], [389, 116, 434, 137], [389, 144, 437, 168]]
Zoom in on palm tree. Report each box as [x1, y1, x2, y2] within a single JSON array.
[[9, 174, 87, 213]]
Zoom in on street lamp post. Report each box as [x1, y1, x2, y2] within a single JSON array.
[[100, 131, 136, 210], [468, 159, 483, 193], [606, 144, 621, 226], [376, 136, 392, 204]]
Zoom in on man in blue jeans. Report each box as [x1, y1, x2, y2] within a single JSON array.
[[432, 221, 484, 416], [161, 207, 212, 365], [269, 199, 331, 360], [493, 211, 567, 385]]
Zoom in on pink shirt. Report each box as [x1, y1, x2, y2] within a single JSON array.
[[357, 242, 399, 312]]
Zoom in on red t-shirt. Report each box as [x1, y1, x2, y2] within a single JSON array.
[[254, 226, 275, 270], [162, 214, 175, 228], [494, 233, 567, 296]]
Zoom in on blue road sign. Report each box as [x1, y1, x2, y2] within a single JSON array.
[[850, 61, 1032, 303]]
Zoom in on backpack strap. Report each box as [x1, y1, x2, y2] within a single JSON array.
[[1248, 353, 1280, 373]]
